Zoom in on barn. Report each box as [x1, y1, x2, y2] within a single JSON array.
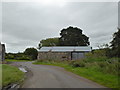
[[38, 46, 92, 60], [0, 43, 5, 61]]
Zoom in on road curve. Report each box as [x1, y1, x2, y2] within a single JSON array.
[[12, 62, 106, 88]]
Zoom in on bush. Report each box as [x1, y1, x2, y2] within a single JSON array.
[[15, 55, 31, 60], [5, 53, 15, 59], [84, 57, 108, 62], [85, 49, 108, 62], [85, 61, 119, 76], [69, 60, 85, 67], [37, 56, 120, 76], [5, 53, 32, 60]]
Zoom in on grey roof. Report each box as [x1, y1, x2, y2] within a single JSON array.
[[39, 46, 92, 52]]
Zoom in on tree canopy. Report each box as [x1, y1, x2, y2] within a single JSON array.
[[38, 26, 90, 48], [24, 48, 38, 60], [39, 37, 60, 48], [59, 26, 90, 46], [110, 28, 120, 57]]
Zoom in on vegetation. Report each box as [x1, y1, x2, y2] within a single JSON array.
[[5, 53, 31, 60], [110, 28, 120, 57], [38, 26, 89, 48], [59, 26, 89, 46], [0, 64, 2, 88], [6, 59, 32, 62], [38, 37, 60, 48], [24, 48, 38, 60], [5, 48, 38, 60], [1, 64, 24, 87]]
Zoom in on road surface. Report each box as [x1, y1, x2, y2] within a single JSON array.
[[12, 62, 106, 88]]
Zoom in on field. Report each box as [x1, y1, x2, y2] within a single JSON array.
[[1, 64, 24, 87]]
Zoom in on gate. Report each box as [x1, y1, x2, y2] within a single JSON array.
[[72, 52, 85, 60]]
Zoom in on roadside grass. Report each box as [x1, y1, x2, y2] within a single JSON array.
[[33, 61, 119, 88], [2, 64, 24, 87], [0, 64, 2, 88], [6, 59, 33, 62]]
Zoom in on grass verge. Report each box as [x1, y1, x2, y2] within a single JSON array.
[[1, 64, 24, 87], [33, 61, 119, 88], [0, 64, 2, 88], [6, 59, 32, 62]]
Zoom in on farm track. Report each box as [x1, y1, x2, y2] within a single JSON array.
[[12, 62, 106, 88]]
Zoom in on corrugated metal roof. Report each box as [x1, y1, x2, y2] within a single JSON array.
[[39, 47, 52, 52], [39, 46, 92, 52]]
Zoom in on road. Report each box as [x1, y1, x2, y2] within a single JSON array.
[[12, 62, 106, 88]]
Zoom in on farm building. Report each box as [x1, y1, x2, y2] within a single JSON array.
[[38, 46, 92, 60], [0, 42, 5, 61]]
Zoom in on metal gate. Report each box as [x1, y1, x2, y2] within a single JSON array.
[[72, 52, 85, 60]]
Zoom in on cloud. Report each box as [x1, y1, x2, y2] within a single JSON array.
[[2, 2, 118, 52]]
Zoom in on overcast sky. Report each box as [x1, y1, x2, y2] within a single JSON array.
[[1, 1, 118, 53]]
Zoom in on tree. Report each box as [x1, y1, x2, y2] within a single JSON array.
[[5, 52, 31, 60], [59, 26, 90, 46], [24, 48, 38, 60], [39, 37, 60, 48], [110, 28, 120, 57]]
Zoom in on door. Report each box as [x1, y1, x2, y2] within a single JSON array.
[[72, 52, 85, 60]]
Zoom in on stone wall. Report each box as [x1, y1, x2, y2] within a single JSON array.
[[38, 52, 71, 60], [0, 44, 2, 61], [0, 43, 5, 61]]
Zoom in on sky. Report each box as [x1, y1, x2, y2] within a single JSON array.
[[1, 0, 118, 53]]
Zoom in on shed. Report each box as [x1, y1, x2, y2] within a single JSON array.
[[0, 42, 5, 61], [38, 46, 92, 60]]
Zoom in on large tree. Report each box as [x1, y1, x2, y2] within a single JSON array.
[[24, 48, 38, 60], [39, 37, 60, 48], [59, 26, 90, 46], [110, 28, 120, 57]]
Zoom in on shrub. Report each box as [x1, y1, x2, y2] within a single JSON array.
[[85, 49, 108, 62], [89, 61, 119, 75], [69, 60, 85, 67], [5, 53, 32, 60], [5, 54, 15, 59], [15, 55, 31, 60]]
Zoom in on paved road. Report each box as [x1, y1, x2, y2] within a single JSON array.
[[12, 62, 106, 88]]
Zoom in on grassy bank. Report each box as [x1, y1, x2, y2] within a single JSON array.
[[6, 59, 32, 62], [0, 64, 2, 88], [1, 64, 24, 87], [33, 60, 119, 88]]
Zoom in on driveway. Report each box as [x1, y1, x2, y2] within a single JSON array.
[[12, 62, 106, 88]]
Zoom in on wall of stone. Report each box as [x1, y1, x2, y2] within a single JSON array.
[[0, 43, 5, 61], [0, 44, 2, 61], [38, 52, 71, 60], [2, 44, 5, 61]]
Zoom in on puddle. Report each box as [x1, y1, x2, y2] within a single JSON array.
[[19, 67, 27, 73]]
